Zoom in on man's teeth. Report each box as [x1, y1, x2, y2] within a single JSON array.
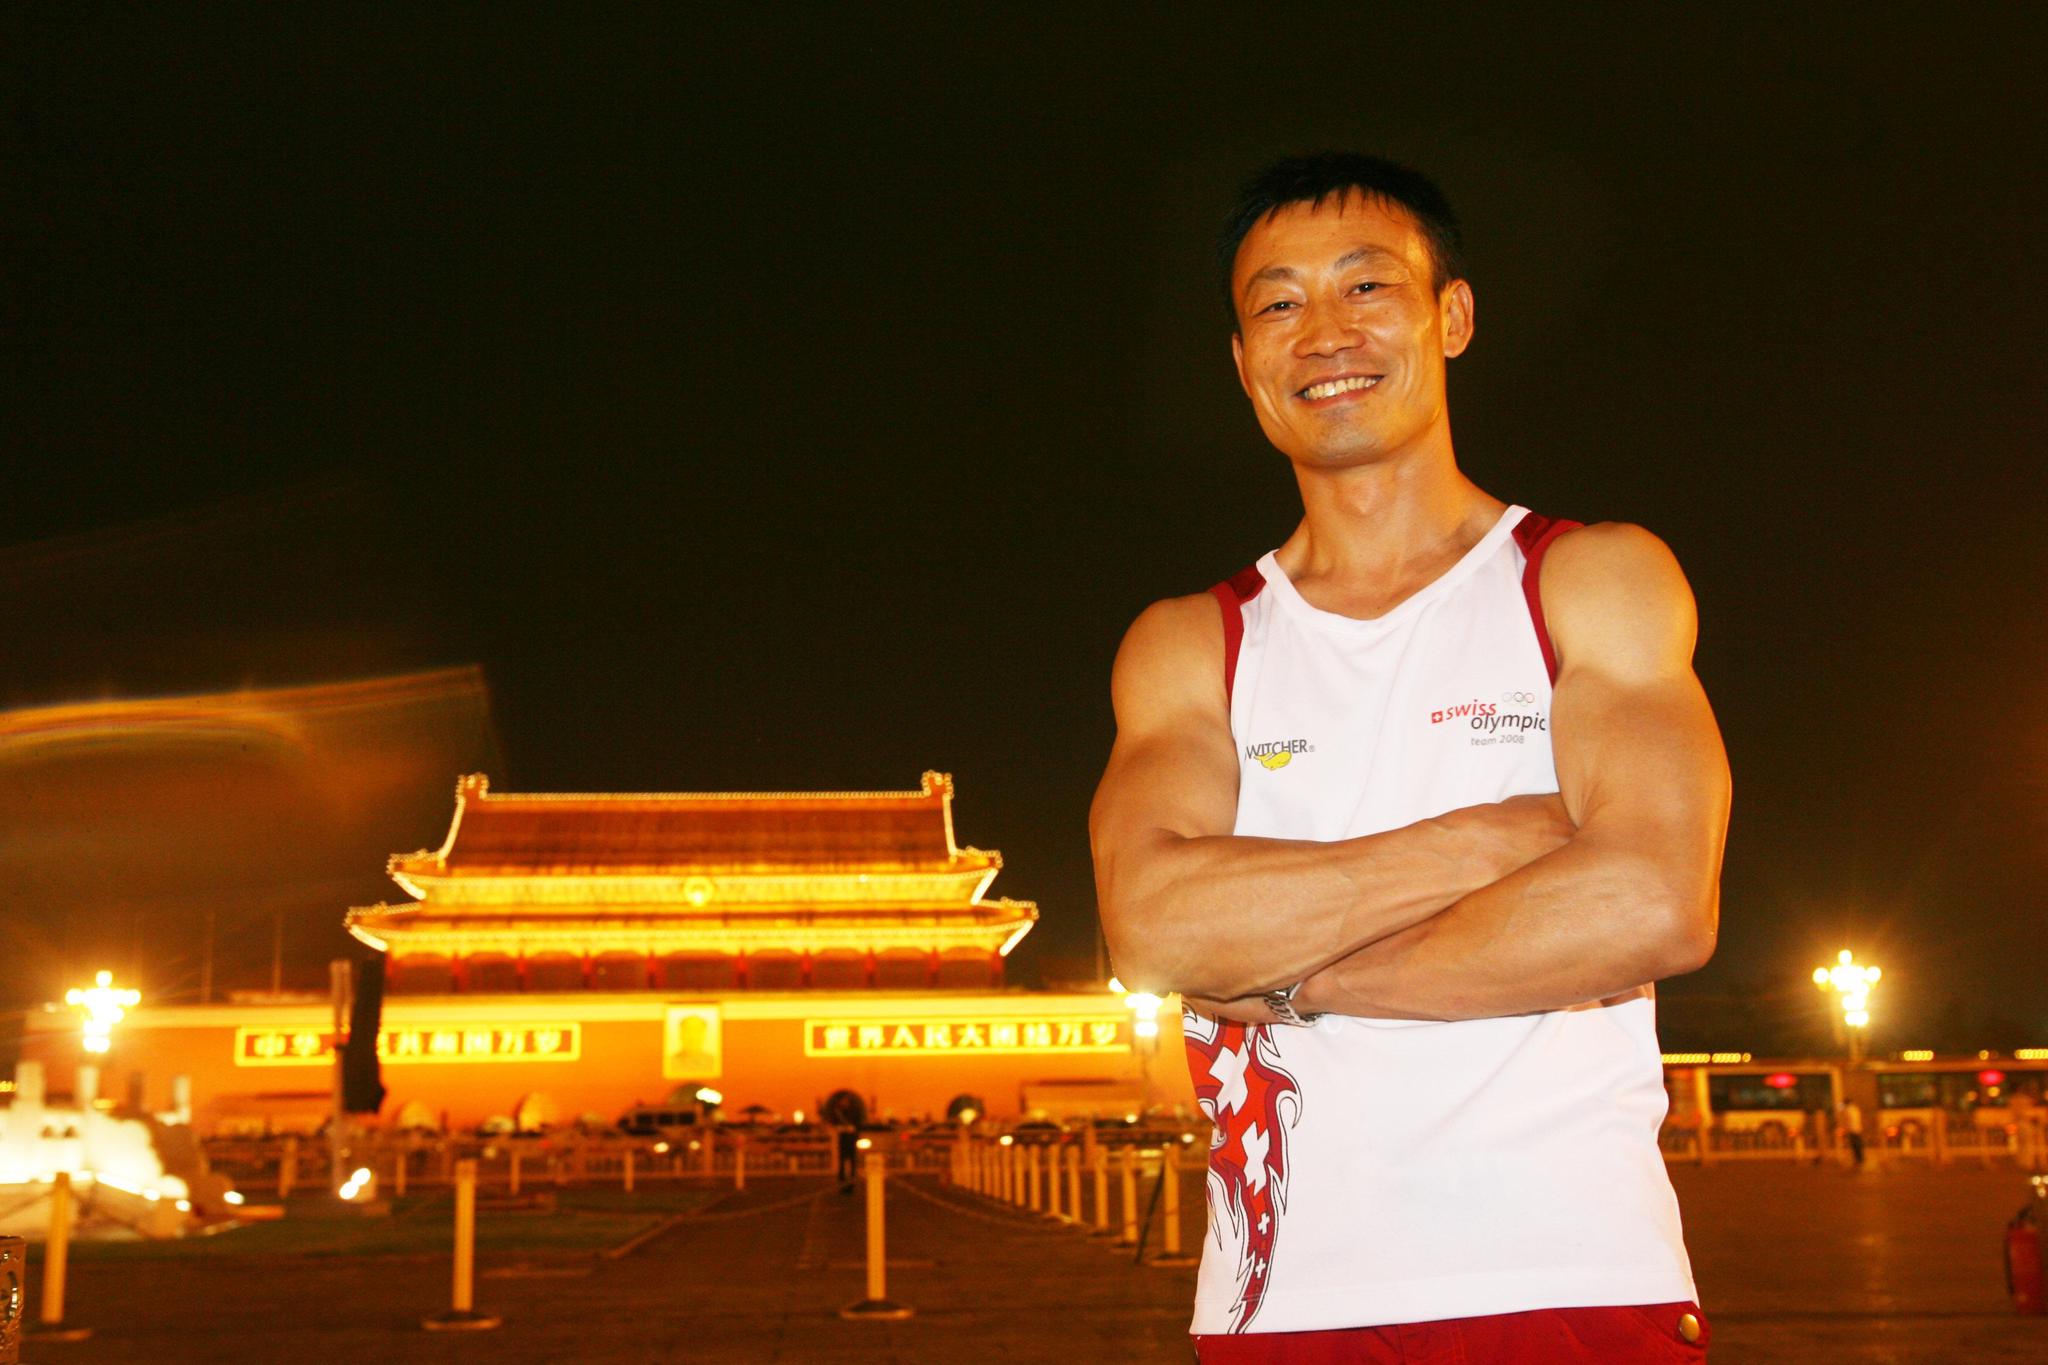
[[1301, 376, 1380, 400]]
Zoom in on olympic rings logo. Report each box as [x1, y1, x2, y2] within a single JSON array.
[[1501, 690, 1537, 705]]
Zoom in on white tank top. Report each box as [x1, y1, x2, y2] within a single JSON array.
[[1183, 505, 1697, 1335]]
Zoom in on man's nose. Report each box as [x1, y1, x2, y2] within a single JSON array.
[[1294, 297, 1364, 358]]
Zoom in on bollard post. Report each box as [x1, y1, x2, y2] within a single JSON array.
[[25, 1173, 92, 1343], [422, 1159, 500, 1331], [1046, 1146, 1064, 1220], [394, 1149, 407, 1199], [1119, 1148, 1140, 1245], [42, 1173, 72, 1325], [1025, 1145, 1042, 1212], [278, 1134, 300, 1199], [840, 1152, 913, 1320], [1151, 1144, 1198, 1265], [1064, 1146, 1082, 1225], [1091, 1147, 1114, 1238], [509, 1150, 521, 1196], [623, 1148, 635, 1194], [734, 1137, 747, 1193], [1, 1234, 25, 1361]]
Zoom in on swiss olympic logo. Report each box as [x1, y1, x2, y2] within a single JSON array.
[[1432, 689, 1548, 734]]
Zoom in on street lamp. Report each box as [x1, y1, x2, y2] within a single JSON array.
[[65, 970, 141, 1055], [1813, 950, 1881, 1063], [1109, 977, 1168, 1122], [1109, 977, 1164, 1040]]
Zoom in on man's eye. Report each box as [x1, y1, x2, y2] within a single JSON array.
[[1258, 300, 1296, 315], [1350, 282, 1380, 295]]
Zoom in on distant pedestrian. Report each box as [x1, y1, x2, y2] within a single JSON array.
[[2011, 1088, 2043, 1169], [1839, 1100, 1865, 1167], [835, 1124, 859, 1190]]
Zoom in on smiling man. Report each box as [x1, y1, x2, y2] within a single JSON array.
[[1090, 155, 1730, 1361]]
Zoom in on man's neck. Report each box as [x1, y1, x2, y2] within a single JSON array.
[[1274, 439, 1505, 619]]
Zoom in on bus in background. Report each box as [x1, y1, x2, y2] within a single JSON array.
[[1869, 1057, 2048, 1153]]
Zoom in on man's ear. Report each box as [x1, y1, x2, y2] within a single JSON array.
[[1231, 330, 1252, 398], [1441, 280, 1475, 358]]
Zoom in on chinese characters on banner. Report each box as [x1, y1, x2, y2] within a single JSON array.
[[233, 1023, 582, 1066], [803, 1017, 1127, 1057]]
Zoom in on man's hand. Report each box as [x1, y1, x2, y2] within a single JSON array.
[[1293, 524, 1730, 1021], [1180, 993, 1285, 1026]]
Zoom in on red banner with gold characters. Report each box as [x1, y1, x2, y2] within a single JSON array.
[[803, 1017, 1127, 1057], [233, 1023, 582, 1066]]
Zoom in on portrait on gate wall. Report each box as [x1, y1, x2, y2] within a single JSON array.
[[662, 1005, 723, 1080]]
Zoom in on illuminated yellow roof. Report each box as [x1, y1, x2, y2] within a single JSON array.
[[364, 771, 1038, 958], [391, 770, 996, 885]]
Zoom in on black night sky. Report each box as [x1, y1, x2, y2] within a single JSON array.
[[6, 9, 2044, 1054]]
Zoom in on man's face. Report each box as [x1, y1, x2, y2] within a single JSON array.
[[1229, 193, 1473, 471]]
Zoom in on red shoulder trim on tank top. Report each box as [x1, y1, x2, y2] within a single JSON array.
[[1511, 511, 1584, 683], [1208, 564, 1267, 702]]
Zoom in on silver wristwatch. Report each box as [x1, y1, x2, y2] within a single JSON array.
[[1262, 980, 1323, 1026]]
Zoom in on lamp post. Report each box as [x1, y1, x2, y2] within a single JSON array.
[[1813, 950, 1881, 1065], [64, 971, 140, 1056], [1111, 978, 1163, 1118]]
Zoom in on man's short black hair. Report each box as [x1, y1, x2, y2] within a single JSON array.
[[1218, 153, 1465, 324]]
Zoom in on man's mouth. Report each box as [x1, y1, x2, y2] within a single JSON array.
[[1297, 375, 1382, 402]]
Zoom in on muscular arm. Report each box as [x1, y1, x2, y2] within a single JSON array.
[[1089, 592, 1572, 1002], [1292, 524, 1730, 1021]]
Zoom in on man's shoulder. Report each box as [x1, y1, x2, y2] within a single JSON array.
[[1110, 590, 1228, 714], [1543, 520, 1682, 576], [1540, 521, 1691, 609], [1537, 522, 1699, 676], [1117, 591, 1224, 671]]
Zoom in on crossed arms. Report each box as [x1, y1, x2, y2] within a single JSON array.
[[1087, 523, 1729, 1022]]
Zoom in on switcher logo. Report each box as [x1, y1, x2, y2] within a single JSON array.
[[1244, 739, 1312, 771]]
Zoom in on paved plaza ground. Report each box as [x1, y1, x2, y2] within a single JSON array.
[[22, 1163, 2048, 1363]]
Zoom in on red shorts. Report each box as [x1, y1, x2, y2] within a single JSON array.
[[1192, 1301, 1709, 1363]]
